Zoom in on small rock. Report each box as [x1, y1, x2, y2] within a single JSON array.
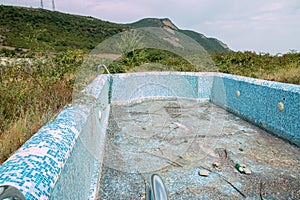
[[240, 164, 246, 168], [169, 123, 176, 128], [198, 169, 210, 177], [212, 162, 220, 168], [243, 167, 252, 174], [291, 174, 296, 178]]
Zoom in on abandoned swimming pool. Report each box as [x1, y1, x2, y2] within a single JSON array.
[[0, 72, 299, 199]]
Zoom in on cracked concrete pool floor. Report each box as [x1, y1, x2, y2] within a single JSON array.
[[97, 99, 300, 199]]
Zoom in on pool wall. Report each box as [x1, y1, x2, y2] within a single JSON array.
[[0, 72, 299, 199], [0, 75, 110, 199], [211, 73, 300, 146], [111, 72, 200, 103]]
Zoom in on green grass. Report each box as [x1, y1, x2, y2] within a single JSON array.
[[0, 5, 127, 51]]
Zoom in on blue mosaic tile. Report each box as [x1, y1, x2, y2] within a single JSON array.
[[211, 73, 300, 146], [0, 75, 110, 199], [111, 72, 199, 103]]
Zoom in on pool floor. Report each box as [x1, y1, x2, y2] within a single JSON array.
[[97, 99, 300, 199]]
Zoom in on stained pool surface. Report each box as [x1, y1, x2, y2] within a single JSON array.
[[98, 98, 300, 199]]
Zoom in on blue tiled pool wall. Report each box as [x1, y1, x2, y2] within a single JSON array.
[[111, 72, 214, 103], [0, 75, 110, 199], [50, 75, 110, 200], [197, 74, 214, 99], [111, 72, 200, 103], [211, 73, 300, 147], [0, 104, 91, 199]]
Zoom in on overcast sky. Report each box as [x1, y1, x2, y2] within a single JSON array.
[[2, 0, 300, 54]]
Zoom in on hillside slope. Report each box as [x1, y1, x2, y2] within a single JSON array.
[[0, 5, 127, 50], [128, 18, 231, 52], [0, 5, 230, 52]]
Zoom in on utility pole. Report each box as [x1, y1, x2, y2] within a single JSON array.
[[40, 0, 44, 9], [52, 0, 55, 11]]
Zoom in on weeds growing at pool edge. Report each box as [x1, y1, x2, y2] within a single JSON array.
[[213, 51, 300, 85], [0, 49, 299, 164], [0, 49, 84, 163]]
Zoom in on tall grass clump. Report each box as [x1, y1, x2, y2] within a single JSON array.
[[0, 49, 84, 163]]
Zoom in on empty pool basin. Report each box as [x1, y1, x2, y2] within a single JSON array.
[[0, 72, 299, 199]]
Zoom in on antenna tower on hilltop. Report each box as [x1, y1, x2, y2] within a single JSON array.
[[40, 0, 44, 9], [52, 0, 55, 11]]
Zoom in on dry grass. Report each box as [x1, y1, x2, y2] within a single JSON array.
[[0, 88, 70, 163], [258, 65, 300, 85], [213, 51, 300, 85], [0, 111, 41, 163], [0, 50, 84, 164]]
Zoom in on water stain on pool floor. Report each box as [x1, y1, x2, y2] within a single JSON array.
[[97, 99, 300, 199]]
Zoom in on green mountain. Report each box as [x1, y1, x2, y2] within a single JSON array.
[[127, 18, 231, 52], [0, 5, 127, 51], [0, 5, 230, 52]]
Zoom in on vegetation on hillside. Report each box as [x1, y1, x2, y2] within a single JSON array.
[[0, 6, 230, 53], [106, 49, 300, 85], [0, 5, 126, 51], [108, 48, 197, 73]]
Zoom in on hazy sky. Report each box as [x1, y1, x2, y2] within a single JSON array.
[[1, 0, 300, 54]]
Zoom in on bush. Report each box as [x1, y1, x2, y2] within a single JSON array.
[[212, 51, 300, 85]]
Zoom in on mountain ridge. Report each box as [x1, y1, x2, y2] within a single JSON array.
[[0, 5, 230, 53], [127, 18, 231, 52]]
